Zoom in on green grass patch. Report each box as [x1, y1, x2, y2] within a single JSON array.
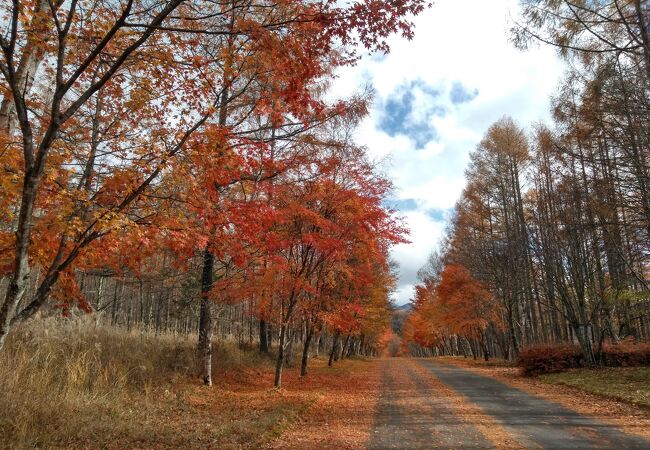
[[539, 367, 650, 408]]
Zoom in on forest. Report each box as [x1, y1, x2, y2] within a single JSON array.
[[0, 0, 425, 445], [0, 0, 424, 387], [405, 0, 650, 367], [1, 0, 650, 448]]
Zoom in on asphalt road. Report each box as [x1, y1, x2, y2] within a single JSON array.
[[369, 359, 649, 449]]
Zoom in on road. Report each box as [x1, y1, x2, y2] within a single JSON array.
[[369, 359, 649, 449]]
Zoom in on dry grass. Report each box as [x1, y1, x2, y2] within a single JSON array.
[[1, 317, 188, 448], [0, 316, 310, 449], [0, 317, 382, 449]]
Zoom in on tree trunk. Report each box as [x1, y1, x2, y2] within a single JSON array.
[[274, 297, 296, 388], [198, 248, 214, 386], [328, 331, 340, 367], [507, 306, 520, 358], [274, 321, 287, 388], [300, 323, 314, 376], [284, 328, 294, 367], [482, 335, 490, 361], [259, 319, 269, 353], [574, 323, 596, 367], [340, 333, 351, 360], [314, 332, 321, 358], [0, 0, 53, 135]]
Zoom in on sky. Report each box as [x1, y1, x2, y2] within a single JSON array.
[[330, 0, 566, 305]]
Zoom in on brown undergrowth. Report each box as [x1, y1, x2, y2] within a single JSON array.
[[437, 356, 650, 441], [0, 317, 372, 449]]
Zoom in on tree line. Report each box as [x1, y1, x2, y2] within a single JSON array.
[[405, 0, 650, 364], [0, 0, 426, 387]]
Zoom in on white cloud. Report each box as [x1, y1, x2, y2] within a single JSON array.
[[390, 210, 446, 304], [333, 0, 565, 305]]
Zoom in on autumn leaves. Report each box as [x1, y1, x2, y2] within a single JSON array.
[[405, 264, 501, 358], [0, 0, 425, 376], [403, 0, 650, 363]]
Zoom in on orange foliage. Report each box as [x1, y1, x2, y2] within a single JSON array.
[[0, 0, 425, 358], [436, 264, 502, 339], [404, 264, 503, 350]]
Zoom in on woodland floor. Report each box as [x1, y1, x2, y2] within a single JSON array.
[[76, 358, 650, 449], [95, 356, 384, 450]]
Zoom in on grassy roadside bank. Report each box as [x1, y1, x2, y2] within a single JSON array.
[[539, 367, 650, 408]]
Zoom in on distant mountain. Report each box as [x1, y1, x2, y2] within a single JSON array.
[[391, 303, 412, 335], [393, 303, 412, 312]]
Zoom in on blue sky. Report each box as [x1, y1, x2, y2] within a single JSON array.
[[378, 79, 445, 148], [331, 0, 565, 304]]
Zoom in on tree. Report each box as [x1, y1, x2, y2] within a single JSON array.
[[436, 264, 502, 360], [0, 0, 428, 350], [267, 142, 406, 387], [514, 0, 650, 80], [402, 1, 650, 365], [406, 107, 650, 363]]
